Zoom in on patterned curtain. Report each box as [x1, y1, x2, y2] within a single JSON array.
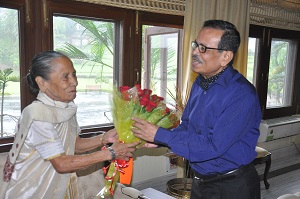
[[250, 0, 300, 31]]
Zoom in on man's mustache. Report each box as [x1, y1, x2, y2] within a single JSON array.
[[192, 55, 202, 64]]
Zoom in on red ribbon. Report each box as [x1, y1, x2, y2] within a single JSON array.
[[101, 145, 129, 195]]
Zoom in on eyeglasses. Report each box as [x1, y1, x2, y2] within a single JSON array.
[[191, 40, 227, 53]]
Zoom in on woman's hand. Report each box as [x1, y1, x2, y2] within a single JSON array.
[[110, 141, 140, 161], [102, 128, 118, 145]]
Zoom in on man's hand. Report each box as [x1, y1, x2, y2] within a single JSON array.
[[131, 117, 159, 143], [140, 142, 159, 148]]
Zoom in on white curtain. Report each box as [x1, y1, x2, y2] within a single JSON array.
[[181, 0, 250, 100]]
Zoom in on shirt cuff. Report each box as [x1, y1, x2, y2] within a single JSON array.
[[154, 127, 171, 146]]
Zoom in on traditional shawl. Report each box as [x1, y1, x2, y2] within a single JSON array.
[[0, 92, 77, 198]]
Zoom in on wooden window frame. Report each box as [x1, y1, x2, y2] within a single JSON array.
[[249, 24, 300, 119]]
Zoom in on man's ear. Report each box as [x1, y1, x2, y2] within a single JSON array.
[[35, 76, 47, 92], [221, 51, 234, 66]]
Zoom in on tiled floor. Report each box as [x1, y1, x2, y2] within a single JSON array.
[[256, 144, 300, 198], [260, 168, 300, 199]]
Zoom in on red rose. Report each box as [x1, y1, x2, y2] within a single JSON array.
[[146, 100, 157, 112], [135, 84, 144, 97], [151, 94, 164, 104], [119, 86, 130, 92], [119, 86, 131, 101], [143, 89, 152, 98], [139, 96, 149, 107]]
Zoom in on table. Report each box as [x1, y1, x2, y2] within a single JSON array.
[[141, 188, 176, 199]]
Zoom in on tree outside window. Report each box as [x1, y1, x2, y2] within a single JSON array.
[[0, 7, 21, 137]]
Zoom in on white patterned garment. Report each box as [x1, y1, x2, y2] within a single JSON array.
[[4, 91, 80, 199]]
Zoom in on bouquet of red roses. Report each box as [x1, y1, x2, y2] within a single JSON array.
[[96, 84, 180, 198]]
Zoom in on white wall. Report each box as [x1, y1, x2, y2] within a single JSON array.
[[257, 134, 300, 151], [132, 147, 177, 184]]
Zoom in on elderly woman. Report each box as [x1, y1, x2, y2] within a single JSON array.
[[1, 51, 139, 199]]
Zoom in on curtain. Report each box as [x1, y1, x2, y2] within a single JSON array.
[[181, 0, 250, 100]]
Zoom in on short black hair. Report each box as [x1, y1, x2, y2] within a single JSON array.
[[203, 20, 240, 65]]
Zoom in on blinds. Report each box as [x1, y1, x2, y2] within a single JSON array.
[[73, 0, 185, 16], [73, 0, 299, 31], [250, 0, 300, 31]]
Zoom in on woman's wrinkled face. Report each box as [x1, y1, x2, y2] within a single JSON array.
[[41, 57, 78, 102]]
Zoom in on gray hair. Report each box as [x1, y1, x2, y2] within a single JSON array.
[[26, 51, 69, 93]]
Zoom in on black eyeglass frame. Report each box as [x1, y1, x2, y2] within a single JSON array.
[[191, 40, 227, 53]]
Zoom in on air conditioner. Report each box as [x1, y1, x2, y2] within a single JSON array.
[[258, 115, 300, 143]]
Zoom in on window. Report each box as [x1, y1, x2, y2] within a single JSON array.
[[53, 16, 117, 127], [41, 2, 135, 132], [248, 25, 300, 119], [138, 11, 184, 110], [0, 7, 21, 137], [142, 26, 183, 106], [267, 39, 296, 108], [246, 37, 258, 86]]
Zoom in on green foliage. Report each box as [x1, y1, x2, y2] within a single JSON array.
[[267, 41, 288, 105], [55, 17, 114, 85], [0, 68, 19, 85], [0, 8, 19, 68], [0, 68, 19, 136]]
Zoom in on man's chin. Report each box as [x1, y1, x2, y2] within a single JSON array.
[[191, 66, 202, 74]]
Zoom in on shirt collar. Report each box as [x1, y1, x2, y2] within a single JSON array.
[[196, 65, 235, 90]]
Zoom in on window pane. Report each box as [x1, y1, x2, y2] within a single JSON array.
[[53, 16, 116, 127], [266, 39, 296, 108], [0, 7, 21, 137], [247, 37, 258, 86], [142, 26, 181, 107]]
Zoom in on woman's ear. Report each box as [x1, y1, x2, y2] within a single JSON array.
[[221, 51, 234, 66], [35, 76, 47, 92]]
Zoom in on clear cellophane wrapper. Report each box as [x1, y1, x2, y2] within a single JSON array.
[[97, 85, 180, 198]]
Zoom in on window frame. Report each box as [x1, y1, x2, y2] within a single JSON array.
[[44, 0, 136, 84], [132, 11, 184, 88], [142, 27, 183, 93], [249, 24, 300, 119], [0, 0, 37, 108]]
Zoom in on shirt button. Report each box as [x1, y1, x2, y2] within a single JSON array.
[[204, 91, 207, 94]]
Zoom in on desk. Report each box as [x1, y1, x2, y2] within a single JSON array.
[[141, 188, 176, 199]]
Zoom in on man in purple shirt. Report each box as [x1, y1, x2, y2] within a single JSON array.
[[132, 20, 262, 199]]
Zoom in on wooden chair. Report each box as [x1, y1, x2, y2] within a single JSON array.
[[253, 146, 272, 189]]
